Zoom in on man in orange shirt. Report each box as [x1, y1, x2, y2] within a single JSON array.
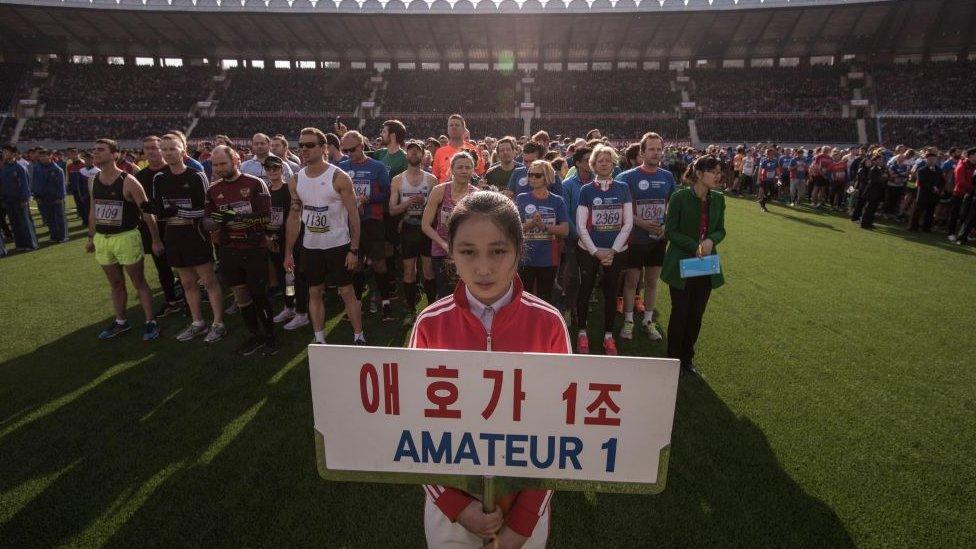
[[431, 114, 486, 182]]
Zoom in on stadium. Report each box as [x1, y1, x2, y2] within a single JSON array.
[[1, 0, 975, 547]]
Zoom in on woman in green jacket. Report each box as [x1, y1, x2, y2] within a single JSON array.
[[662, 155, 726, 376]]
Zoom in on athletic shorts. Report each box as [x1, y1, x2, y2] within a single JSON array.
[[300, 243, 352, 287], [762, 180, 778, 194], [94, 228, 144, 266], [384, 213, 400, 245], [626, 239, 666, 268], [164, 225, 214, 268], [812, 176, 829, 188], [400, 223, 432, 259], [218, 246, 269, 289], [360, 219, 386, 264]]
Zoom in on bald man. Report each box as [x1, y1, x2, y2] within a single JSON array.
[[241, 133, 294, 185]]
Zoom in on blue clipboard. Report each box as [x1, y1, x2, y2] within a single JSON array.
[[679, 254, 721, 278]]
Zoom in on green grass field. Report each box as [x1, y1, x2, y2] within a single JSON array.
[[1, 196, 974, 548]]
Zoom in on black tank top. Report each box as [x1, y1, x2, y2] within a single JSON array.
[[93, 173, 141, 234]]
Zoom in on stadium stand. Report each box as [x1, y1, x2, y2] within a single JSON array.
[[218, 68, 370, 114], [0, 63, 28, 109], [870, 61, 976, 113], [533, 69, 677, 114], [38, 63, 216, 112], [376, 69, 519, 114], [19, 115, 192, 141], [696, 116, 858, 145], [688, 65, 846, 115]]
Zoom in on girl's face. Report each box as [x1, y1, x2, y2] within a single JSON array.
[[699, 165, 723, 188], [451, 158, 474, 183], [593, 152, 615, 178], [450, 214, 518, 306]]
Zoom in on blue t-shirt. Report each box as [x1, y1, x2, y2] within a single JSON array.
[[507, 165, 564, 197], [617, 166, 676, 244], [561, 173, 592, 240], [515, 192, 569, 268], [578, 181, 632, 250], [338, 157, 391, 221], [778, 156, 792, 174], [186, 156, 205, 173], [759, 158, 779, 182]]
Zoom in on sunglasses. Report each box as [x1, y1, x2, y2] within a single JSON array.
[[341, 146, 359, 154], [298, 142, 320, 149], [527, 172, 545, 178]]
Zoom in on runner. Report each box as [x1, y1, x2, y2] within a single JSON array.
[[266, 155, 310, 330], [482, 136, 520, 192], [135, 135, 184, 318], [369, 119, 409, 179], [506, 141, 563, 198], [86, 138, 164, 341], [828, 148, 849, 212], [575, 145, 634, 356], [145, 134, 226, 343], [757, 148, 780, 212], [284, 127, 366, 345], [338, 130, 394, 320], [515, 159, 569, 305], [422, 151, 480, 299], [389, 140, 439, 326], [809, 146, 832, 208], [241, 133, 295, 185], [204, 146, 278, 356], [431, 114, 486, 183], [271, 135, 302, 171], [618, 132, 674, 342], [789, 148, 808, 207]]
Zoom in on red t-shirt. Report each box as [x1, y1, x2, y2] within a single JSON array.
[[205, 173, 271, 248]]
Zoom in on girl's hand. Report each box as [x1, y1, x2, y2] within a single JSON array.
[[697, 238, 714, 258], [456, 501, 503, 540], [495, 526, 529, 549]]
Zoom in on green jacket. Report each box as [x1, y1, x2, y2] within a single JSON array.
[[661, 187, 726, 290]]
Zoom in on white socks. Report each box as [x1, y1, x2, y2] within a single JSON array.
[[314, 330, 326, 343]]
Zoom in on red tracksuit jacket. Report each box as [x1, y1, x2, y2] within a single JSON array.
[[408, 276, 571, 538]]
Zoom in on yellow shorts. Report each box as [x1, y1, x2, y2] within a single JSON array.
[[94, 229, 144, 266]]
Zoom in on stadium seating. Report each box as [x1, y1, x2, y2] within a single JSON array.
[[377, 70, 519, 114], [193, 116, 358, 142], [871, 61, 976, 113], [532, 117, 687, 142], [39, 63, 216, 112], [218, 68, 370, 114], [689, 66, 845, 114], [533, 69, 677, 115], [19, 115, 192, 141], [872, 117, 976, 149], [695, 116, 858, 144], [0, 63, 28, 109]]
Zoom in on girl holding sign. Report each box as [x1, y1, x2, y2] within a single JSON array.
[[575, 145, 634, 356], [410, 190, 571, 549], [662, 155, 726, 377]]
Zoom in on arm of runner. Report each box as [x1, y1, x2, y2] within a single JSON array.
[[388, 175, 409, 216], [335, 171, 361, 271], [576, 205, 598, 255], [611, 203, 634, 253], [547, 198, 570, 237], [124, 175, 163, 255], [85, 174, 97, 252], [421, 184, 447, 250]]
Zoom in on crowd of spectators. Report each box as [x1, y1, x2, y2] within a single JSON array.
[[696, 116, 857, 144], [193, 116, 357, 141], [871, 61, 976, 113], [219, 68, 370, 114], [361, 116, 522, 141], [689, 65, 845, 114], [40, 63, 217, 112], [532, 117, 687, 142], [0, 63, 29, 110], [875, 117, 976, 149], [19, 115, 191, 141], [376, 69, 519, 114], [533, 69, 676, 114]]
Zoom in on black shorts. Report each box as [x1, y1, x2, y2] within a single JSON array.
[[384, 213, 401, 245], [400, 223, 432, 259], [360, 219, 386, 263], [218, 246, 269, 289], [812, 176, 830, 188], [626, 240, 666, 268], [165, 225, 214, 268], [762, 180, 778, 194], [300, 243, 352, 287]]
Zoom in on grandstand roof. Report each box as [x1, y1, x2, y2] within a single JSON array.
[[0, 0, 973, 63]]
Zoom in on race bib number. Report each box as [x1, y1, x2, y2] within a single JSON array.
[[354, 182, 371, 199], [525, 208, 557, 241], [94, 199, 123, 226], [636, 199, 665, 224], [403, 190, 427, 217], [591, 204, 622, 232], [269, 207, 284, 228], [303, 205, 331, 234], [163, 198, 192, 210], [439, 206, 451, 226]]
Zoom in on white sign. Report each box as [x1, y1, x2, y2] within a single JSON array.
[[850, 99, 869, 107], [680, 101, 697, 109], [676, 76, 690, 83], [310, 345, 679, 487], [848, 71, 865, 79], [520, 102, 536, 110], [362, 101, 376, 108]]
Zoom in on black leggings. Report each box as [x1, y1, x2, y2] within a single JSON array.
[[576, 248, 625, 331], [519, 266, 557, 305]]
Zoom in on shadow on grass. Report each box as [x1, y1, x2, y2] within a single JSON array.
[[0, 300, 851, 547], [549, 379, 854, 547], [771, 212, 842, 232], [871, 225, 976, 256]]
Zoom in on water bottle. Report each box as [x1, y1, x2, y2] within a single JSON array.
[[285, 271, 296, 297]]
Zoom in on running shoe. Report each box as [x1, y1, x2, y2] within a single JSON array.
[[236, 336, 264, 356], [603, 336, 618, 356], [143, 320, 160, 341], [382, 302, 394, 321], [284, 313, 309, 330], [619, 320, 634, 340], [642, 320, 663, 341], [354, 335, 368, 346], [99, 320, 131, 340], [204, 323, 227, 343], [176, 322, 208, 342], [262, 338, 280, 356], [225, 301, 239, 315], [155, 301, 183, 319], [273, 307, 296, 323], [576, 333, 590, 354], [369, 298, 378, 314]]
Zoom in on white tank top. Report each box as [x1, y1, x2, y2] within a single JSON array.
[[399, 170, 433, 225], [296, 163, 350, 250]]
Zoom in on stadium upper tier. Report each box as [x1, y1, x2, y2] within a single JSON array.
[[0, 0, 971, 63]]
